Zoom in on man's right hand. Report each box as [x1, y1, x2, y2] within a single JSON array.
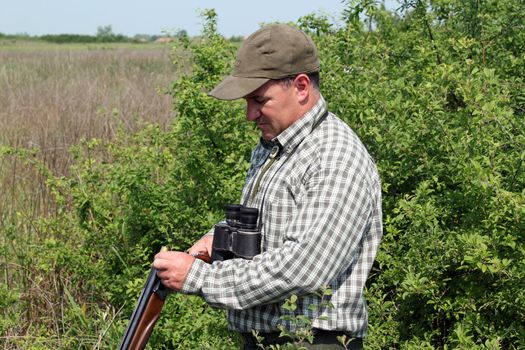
[[187, 234, 214, 258]]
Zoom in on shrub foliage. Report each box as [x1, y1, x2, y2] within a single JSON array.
[[1, 1, 524, 349]]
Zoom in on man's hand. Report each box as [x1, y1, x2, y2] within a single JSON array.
[[153, 251, 195, 291], [187, 234, 214, 258]]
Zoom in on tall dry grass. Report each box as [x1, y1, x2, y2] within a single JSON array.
[[0, 43, 177, 218], [0, 43, 176, 158], [0, 42, 180, 348]]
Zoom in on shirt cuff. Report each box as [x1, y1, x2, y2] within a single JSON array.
[[180, 257, 208, 294]]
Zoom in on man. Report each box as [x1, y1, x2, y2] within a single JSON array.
[[153, 24, 382, 349]]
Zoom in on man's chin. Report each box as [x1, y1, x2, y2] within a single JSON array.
[[259, 129, 276, 140], [261, 133, 274, 141]]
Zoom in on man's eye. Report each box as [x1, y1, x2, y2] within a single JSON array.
[[255, 98, 266, 104]]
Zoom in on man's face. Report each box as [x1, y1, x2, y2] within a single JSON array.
[[244, 80, 301, 141]]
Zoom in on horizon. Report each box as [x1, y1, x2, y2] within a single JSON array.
[[0, 0, 399, 39]]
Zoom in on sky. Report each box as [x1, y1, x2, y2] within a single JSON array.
[[0, 0, 399, 38]]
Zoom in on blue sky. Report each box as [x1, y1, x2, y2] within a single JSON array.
[[0, 0, 398, 38]]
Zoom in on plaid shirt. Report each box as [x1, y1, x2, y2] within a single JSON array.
[[182, 96, 382, 337]]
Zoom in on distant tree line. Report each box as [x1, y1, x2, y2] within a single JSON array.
[[0, 32, 30, 39], [0, 25, 243, 44], [40, 25, 130, 43], [40, 34, 128, 43]]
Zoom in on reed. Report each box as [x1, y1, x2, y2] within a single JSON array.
[[0, 42, 177, 214]]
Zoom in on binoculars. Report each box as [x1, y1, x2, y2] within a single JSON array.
[[211, 204, 262, 262]]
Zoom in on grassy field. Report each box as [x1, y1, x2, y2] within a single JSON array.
[[0, 40, 178, 217], [0, 40, 181, 348]]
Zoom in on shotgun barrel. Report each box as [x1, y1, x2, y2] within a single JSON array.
[[118, 248, 210, 350]]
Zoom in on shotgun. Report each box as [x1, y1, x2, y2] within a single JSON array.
[[118, 247, 211, 350]]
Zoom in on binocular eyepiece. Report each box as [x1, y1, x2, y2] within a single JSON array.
[[225, 204, 258, 229], [211, 204, 262, 262]]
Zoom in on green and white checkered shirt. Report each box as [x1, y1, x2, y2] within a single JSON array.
[[182, 96, 383, 337]]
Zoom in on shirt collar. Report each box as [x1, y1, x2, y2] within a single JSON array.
[[272, 95, 328, 156]]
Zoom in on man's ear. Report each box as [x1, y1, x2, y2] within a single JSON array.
[[293, 74, 311, 103]]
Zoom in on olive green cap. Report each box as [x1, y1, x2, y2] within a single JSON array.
[[208, 24, 319, 100]]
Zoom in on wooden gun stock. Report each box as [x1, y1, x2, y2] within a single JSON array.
[[118, 249, 211, 350]]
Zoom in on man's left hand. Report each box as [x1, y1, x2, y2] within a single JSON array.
[[153, 251, 195, 291]]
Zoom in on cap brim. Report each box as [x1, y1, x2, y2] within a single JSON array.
[[208, 75, 270, 100]]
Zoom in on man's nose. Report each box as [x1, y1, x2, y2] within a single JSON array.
[[245, 101, 260, 121]]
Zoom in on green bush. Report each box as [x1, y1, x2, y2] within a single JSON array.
[[313, 1, 524, 348], [38, 9, 253, 348]]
